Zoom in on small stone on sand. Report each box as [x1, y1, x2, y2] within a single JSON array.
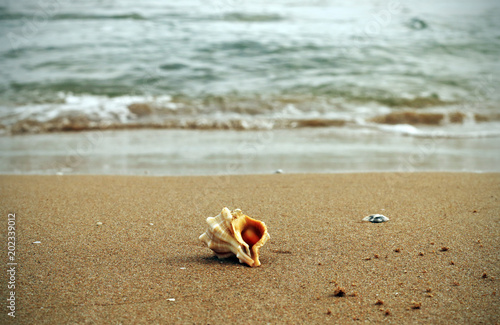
[[333, 287, 346, 297], [363, 214, 389, 223], [411, 301, 422, 309]]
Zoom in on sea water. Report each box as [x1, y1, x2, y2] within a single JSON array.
[[0, 0, 499, 174]]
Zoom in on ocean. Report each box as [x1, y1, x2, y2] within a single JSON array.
[[0, 0, 499, 175]]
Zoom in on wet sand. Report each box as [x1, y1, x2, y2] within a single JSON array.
[[0, 173, 498, 324], [1, 129, 500, 176]]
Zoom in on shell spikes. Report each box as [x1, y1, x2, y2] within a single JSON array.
[[199, 207, 270, 267]]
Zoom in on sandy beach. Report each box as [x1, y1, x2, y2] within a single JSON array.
[[0, 173, 498, 324]]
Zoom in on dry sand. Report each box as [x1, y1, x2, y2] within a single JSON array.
[[0, 173, 499, 324]]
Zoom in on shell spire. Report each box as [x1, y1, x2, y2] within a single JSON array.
[[199, 207, 270, 267]]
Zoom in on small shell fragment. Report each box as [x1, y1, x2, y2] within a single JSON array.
[[199, 207, 270, 267], [363, 214, 389, 223]]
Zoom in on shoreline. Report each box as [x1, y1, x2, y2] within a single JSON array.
[[1, 128, 499, 176], [0, 173, 498, 324]]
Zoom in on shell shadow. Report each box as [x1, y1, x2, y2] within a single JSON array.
[[162, 253, 249, 267], [201, 255, 244, 266]]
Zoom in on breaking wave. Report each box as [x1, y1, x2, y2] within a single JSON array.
[[0, 11, 146, 21], [1, 93, 499, 138]]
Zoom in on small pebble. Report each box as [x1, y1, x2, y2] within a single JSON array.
[[96, 222, 103, 226], [149, 223, 154, 226], [333, 287, 346, 297], [363, 214, 389, 223], [410, 301, 422, 309]]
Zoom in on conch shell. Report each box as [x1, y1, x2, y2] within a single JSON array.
[[199, 207, 270, 267]]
